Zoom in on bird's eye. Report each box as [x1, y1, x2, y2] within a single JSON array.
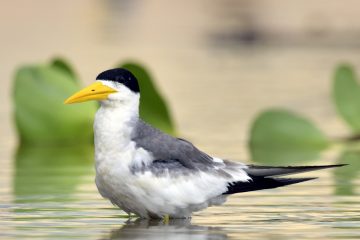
[[91, 89, 95, 92]]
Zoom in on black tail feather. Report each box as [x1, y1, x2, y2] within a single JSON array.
[[223, 177, 317, 195]]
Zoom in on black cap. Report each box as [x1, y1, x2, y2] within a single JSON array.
[[96, 68, 140, 93]]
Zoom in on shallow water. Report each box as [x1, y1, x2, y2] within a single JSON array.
[[1, 1, 360, 239], [0, 145, 359, 239]]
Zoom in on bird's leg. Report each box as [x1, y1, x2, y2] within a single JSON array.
[[163, 214, 170, 224]]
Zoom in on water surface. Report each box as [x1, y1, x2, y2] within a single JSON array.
[[1, 1, 360, 239]]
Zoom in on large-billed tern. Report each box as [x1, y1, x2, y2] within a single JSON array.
[[64, 68, 343, 219]]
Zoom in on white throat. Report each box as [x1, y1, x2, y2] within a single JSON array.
[[93, 93, 140, 165]]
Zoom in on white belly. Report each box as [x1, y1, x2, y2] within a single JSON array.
[[95, 156, 229, 218], [93, 127, 241, 218], [94, 137, 156, 217]]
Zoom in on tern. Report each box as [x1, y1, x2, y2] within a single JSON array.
[[64, 68, 343, 219]]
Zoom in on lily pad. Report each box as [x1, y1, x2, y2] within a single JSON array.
[[13, 59, 97, 146], [119, 62, 176, 135], [249, 109, 330, 164], [333, 64, 360, 132]]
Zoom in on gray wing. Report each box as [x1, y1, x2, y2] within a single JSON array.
[[131, 119, 215, 171]]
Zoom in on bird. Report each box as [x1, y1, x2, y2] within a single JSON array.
[[64, 68, 344, 219]]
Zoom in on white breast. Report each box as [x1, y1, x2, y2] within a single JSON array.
[[93, 102, 154, 215]]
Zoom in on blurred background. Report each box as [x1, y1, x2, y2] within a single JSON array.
[[3, 0, 360, 155], [1, 1, 360, 239]]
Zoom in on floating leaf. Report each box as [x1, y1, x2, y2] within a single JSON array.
[[249, 109, 330, 164], [333, 64, 360, 132], [334, 151, 360, 196], [13, 62, 97, 146], [119, 62, 176, 135]]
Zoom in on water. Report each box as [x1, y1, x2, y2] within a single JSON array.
[[1, 1, 360, 239], [2, 151, 359, 239]]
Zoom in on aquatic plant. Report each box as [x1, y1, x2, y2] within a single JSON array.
[[13, 58, 97, 145], [249, 64, 360, 164], [12, 58, 176, 146]]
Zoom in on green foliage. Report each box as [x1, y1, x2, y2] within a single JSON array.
[[13, 59, 97, 146], [13, 58, 176, 146], [333, 64, 360, 132], [249, 109, 330, 164], [119, 62, 176, 135], [249, 64, 360, 167], [51, 57, 77, 79]]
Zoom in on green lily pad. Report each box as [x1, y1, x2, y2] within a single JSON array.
[[249, 109, 330, 164], [119, 62, 176, 135], [13, 59, 97, 146], [333, 64, 360, 132]]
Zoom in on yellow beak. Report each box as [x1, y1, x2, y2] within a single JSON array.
[[64, 82, 117, 104]]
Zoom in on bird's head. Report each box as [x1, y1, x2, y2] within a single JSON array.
[[64, 68, 140, 105]]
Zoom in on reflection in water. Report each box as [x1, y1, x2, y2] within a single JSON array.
[[334, 151, 360, 196], [14, 145, 93, 201], [103, 218, 227, 240]]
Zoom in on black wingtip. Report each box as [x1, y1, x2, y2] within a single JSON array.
[[330, 164, 348, 167], [310, 164, 348, 168], [245, 164, 348, 178], [274, 177, 318, 185], [224, 164, 347, 195], [224, 176, 318, 195]]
